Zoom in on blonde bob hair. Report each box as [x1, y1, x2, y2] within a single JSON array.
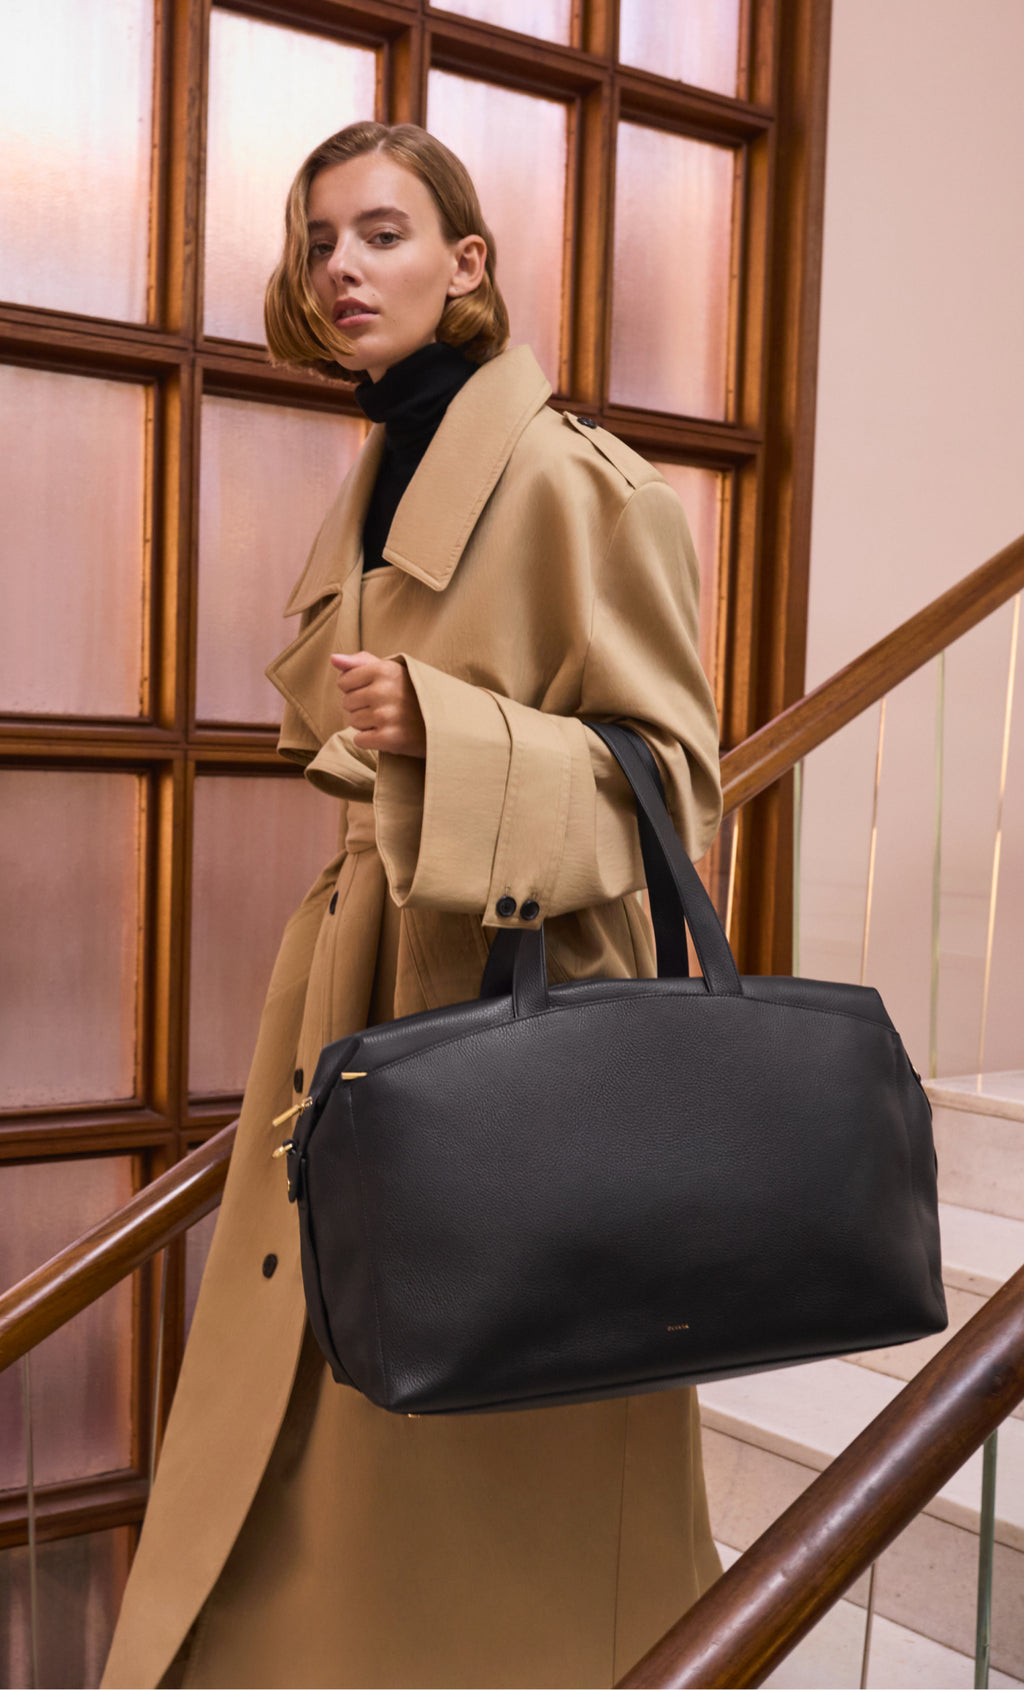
[[264, 122, 509, 380]]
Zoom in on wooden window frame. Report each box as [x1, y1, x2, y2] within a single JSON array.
[[0, 0, 831, 1557]]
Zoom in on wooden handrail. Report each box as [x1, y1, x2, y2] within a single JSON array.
[[0, 1124, 236, 1373], [619, 1260, 1024, 1688], [720, 530, 1024, 813]]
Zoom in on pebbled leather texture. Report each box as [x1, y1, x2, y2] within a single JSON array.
[[293, 726, 947, 1414]]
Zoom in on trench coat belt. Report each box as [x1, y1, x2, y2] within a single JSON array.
[[342, 799, 377, 855]]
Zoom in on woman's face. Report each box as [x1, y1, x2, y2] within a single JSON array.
[[306, 153, 485, 382]]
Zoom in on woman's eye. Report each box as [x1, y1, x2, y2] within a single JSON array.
[[372, 230, 400, 247], [308, 241, 333, 261]]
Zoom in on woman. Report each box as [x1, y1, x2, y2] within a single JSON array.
[[103, 121, 723, 1690]]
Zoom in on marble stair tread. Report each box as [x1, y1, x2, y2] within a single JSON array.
[[715, 1544, 1024, 1689], [699, 1358, 1024, 1545], [925, 1071, 1024, 1122], [938, 1199, 1024, 1295]]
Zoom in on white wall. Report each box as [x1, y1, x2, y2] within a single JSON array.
[[799, 0, 1024, 1076]]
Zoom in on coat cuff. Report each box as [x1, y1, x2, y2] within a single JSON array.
[[304, 729, 377, 801], [373, 657, 642, 928], [373, 656, 516, 922], [485, 695, 598, 924]]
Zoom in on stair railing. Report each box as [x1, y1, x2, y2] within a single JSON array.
[[0, 1126, 235, 1371], [618, 1261, 1024, 1688]]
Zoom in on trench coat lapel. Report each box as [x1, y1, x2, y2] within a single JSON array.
[[383, 344, 551, 591], [274, 342, 550, 618]]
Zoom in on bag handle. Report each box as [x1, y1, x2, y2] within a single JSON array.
[[480, 722, 741, 1006]]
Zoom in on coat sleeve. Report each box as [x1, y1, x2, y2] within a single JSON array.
[[304, 478, 722, 929]]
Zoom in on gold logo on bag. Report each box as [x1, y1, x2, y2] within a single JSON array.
[[667, 1323, 690, 1331]]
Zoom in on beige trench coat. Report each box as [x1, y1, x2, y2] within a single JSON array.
[[103, 346, 724, 1690]]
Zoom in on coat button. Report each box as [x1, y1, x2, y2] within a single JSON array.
[[262, 1254, 278, 1279], [293, 1068, 303, 1092], [520, 899, 540, 921], [577, 416, 597, 428], [496, 895, 517, 918], [329, 891, 338, 914]]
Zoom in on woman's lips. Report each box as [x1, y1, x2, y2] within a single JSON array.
[[334, 303, 377, 329]]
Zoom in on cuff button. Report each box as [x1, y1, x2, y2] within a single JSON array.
[[496, 895, 517, 918], [520, 899, 540, 921]]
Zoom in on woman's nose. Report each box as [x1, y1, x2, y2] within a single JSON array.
[[327, 237, 362, 287]]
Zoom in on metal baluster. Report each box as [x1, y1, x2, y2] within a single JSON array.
[[724, 808, 741, 946], [975, 1430, 998, 1687], [929, 652, 945, 1080], [150, 1247, 169, 1487], [21, 1353, 40, 1690], [859, 698, 886, 986], [853, 700, 889, 1688], [859, 1562, 877, 1689], [792, 760, 803, 975], [977, 594, 1020, 1078]]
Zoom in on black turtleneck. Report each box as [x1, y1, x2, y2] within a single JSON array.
[[355, 342, 478, 571]]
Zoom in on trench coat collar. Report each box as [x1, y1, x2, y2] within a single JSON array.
[[282, 344, 551, 613], [382, 344, 551, 591]]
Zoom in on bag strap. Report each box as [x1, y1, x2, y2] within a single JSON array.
[[481, 723, 741, 1004]]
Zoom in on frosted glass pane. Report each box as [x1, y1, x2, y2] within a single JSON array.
[[797, 612, 1024, 1086], [979, 606, 1024, 1073], [933, 606, 1024, 1076], [0, 772, 142, 1107], [796, 709, 886, 985], [0, 366, 147, 717], [610, 124, 734, 419], [435, 0, 571, 43], [189, 777, 339, 1092], [0, 0, 153, 320], [619, 0, 742, 98], [204, 10, 377, 342], [654, 463, 723, 680], [0, 1158, 134, 1491], [0, 1527, 132, 1690], [797, 668, 937, 1072], [427, 71, 568, 389], [196, 398, 364, 723]]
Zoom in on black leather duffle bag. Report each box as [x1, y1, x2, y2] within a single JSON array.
[[281, 722, 947, 1415]]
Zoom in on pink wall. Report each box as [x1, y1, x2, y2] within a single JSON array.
[[799, 0, 1024, 1077]]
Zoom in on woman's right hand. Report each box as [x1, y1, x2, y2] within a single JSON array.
[[331, 652, 427, 759]]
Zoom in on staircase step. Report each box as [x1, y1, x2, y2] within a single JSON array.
[[938, 1200, 1024, 1294], [700, 1081, 1024, 1673], [926, 1072, 1024, 1122], [926, 1073, 1024, 1219], [702, 1358, 1024, 1542], [846, 1203, 1024, 1413], [700, 1359, 1024, 1675], [716, 1547, 1022, 1688]]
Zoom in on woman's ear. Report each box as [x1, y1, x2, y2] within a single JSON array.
[[447, 234, 488, 298]]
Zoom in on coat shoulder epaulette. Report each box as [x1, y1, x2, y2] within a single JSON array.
[[561, 411, 661, 493]]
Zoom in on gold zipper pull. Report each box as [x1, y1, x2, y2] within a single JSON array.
[[272, 1138, 294, 1160], [272, 1096, 312, 1130], [270, 1073, 366, 1152]]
